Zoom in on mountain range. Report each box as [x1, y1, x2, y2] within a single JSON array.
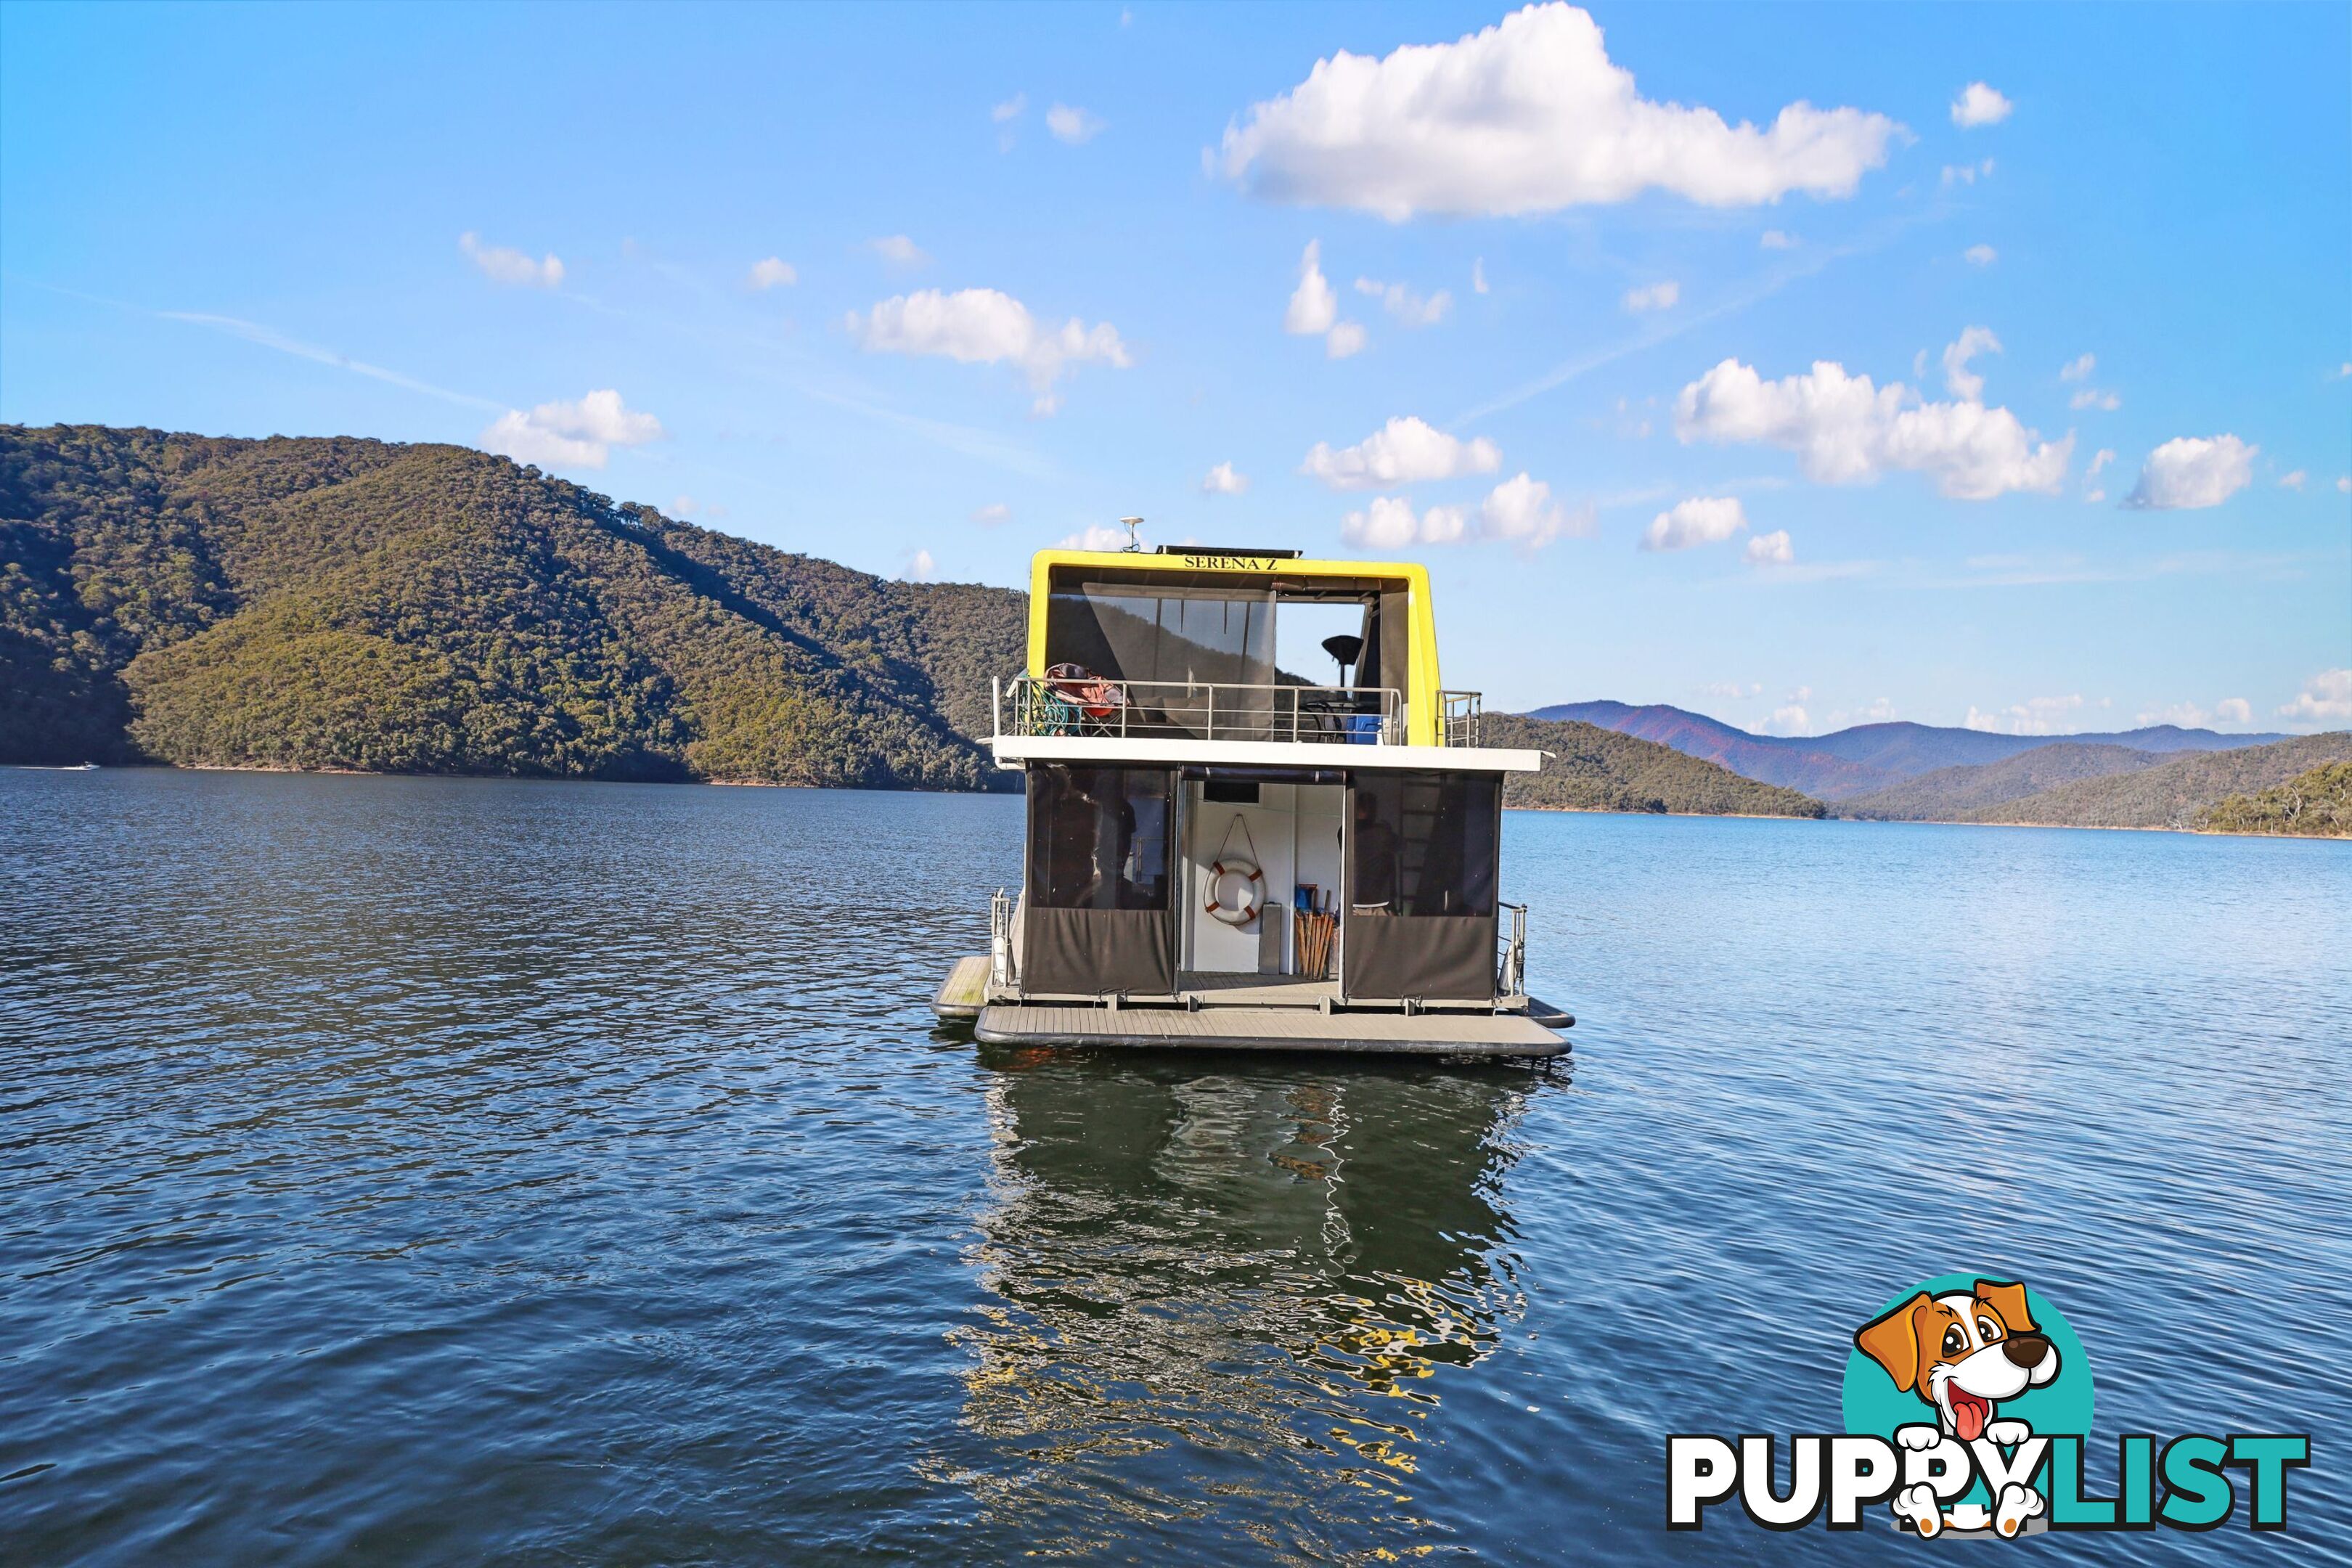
[[1530, 700, 2287, 802]]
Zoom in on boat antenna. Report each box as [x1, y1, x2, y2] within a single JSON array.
[[1118, 516, 1144, 552]]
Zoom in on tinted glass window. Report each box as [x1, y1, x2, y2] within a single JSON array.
[[1028, 767, 1172, 910], [1349, 773, 1498, 917]]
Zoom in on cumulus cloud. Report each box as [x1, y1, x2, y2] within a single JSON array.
[[850, 287, 1130, 412], [479, 389, 662, 470], [1059, 523, 1143, 551], [1479, 473, 1579, 548], [1472, 258, 1490, 293], [870, 234, 928, 266], [2139, 698, 2253, 730], [1965, 694, 2086, 735], [2070, 388, 2121, 412], [900, 549, 938, 583], [1641, 495, 1748, 551], [1941, 324, 2001, 401], [1285, 241, 1337, 334], [2123, 434, 2257, 510], [1325, 320, 1368, 359], [1339, 496, 1434, 550], [1303, 416, 1501, 490], [1201, 461, 1249, 495], [747, 256, 798, 290], [1047, 103, 1105, 144], [670, 495, 699, 517], [1760, 229, 1798, 249], [2278, 669, 2352, 723], [2279, 470, 2307, 491], [1940, 157, 1996, 187], [1355, 277, 1453, 325], [992, 93, 1026, 123], [1744, 528, 1794, 565], [1964, 243, 1998, 267], [2340, 476, 2351, 494], [1622, 279, 1680, 313], [460, 232, 563, 287], [1218, 2, 1902, 220], [1763, 704, 1810, 735], [1675, 356, 2073, 499], [2060, 353, 2096, 382], [1951, 81, 2012, 127], [970, 502, 1011, 526]]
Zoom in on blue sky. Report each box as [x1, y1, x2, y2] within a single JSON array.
[[4, 1, 2348, 735]]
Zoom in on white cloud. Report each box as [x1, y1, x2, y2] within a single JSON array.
[[2123, 434, 2257, 510], [901, 549, 938, 583], [1218, 2, 1902, 219], [1621, 279, 1680, 313], [1302, 415, 1501, 490], [1472, 258, 1490, 294], [1201, 461, 1249, 495], [1697, 680, 1763, 700], [1325, 320, 1368, 359], [1763, 704, 1810, 735], [2339, 475, 2351, 494], [2070, 387, 2121, 412], [850, 287, 1130, 413], [2279, 470, 2308, 491], [1479, 472, 1577, 548], [479, 389, 663, 471], [870, 234, 929, 266], [1760, 229, 1797, 249], [2336, 363, 2352, 380], [747, 256, 798, 290], [1058, 523, 1143, 551], [2278, 669, 2352, 723], [1939, 157, 1995, 187], [992, 93, 1026, 123], [460, 232, 563, 287], [1284, 241, 1337, 334], [2088, 449, 2115, 477], [1355, 277, 1453, 325], [970, 502, 1011, 526], [2218, 698, 2253, 724], [1641, 495, 1748, 551], [1418, 502, 1471, 543], [2059, 353, 2096, 382], [1675, 356, 2073, 499], [1965, 694, 2085, 736], [2139, 698, 2253, 730], [671, 494, 698, 516], [1963, 243, 1998, 267], [1744, 528, 1794, 565], [1951, 81, 2012, 128], [1941, 324, 2001, 401], [1339, 496, 1430, 550], [1047, 103, 1105, 144]]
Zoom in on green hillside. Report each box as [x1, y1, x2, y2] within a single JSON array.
[[1962, 732, 2352, 830], [1, 425, 1026, 786], [1483, 712, 1826, 818], [1838, 740, 2167, 820], [2194, 761, 2352, 837]]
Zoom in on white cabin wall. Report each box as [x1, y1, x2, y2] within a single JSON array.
[[1183, 783, 1298, 973]]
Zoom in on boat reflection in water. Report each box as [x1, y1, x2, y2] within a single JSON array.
[[945, 1048, 1552, 1559]]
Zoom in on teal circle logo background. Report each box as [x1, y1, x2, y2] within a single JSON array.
[[1842, 1273, 2094, 1442]]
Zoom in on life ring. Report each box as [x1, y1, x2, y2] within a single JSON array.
[[1204, 856, 1263, 926]]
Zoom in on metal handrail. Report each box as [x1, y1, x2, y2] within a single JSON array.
[[1441, 690, 1484, 748], [989, 889, 1018, 992], [996, 675, 1405, 746], [1495, 901, 1527, 999]]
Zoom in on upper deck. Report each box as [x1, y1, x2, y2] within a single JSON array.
[[990, 544, 1540, 774]]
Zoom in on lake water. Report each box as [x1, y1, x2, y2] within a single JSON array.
[[4, 769, 2347, 1565]]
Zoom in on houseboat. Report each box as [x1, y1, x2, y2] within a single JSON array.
[[932, 542, 1572, 1058]]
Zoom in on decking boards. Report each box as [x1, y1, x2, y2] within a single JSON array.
[[972, 1003, 1567, 1058], [931, 955, 991, 1020]]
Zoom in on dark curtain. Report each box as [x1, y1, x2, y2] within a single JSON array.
[[1024, 766, 1175, 996], [1342, 772, 1500, 1002]]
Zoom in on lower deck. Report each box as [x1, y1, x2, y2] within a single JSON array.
[[934, 954, 1572, 1058]]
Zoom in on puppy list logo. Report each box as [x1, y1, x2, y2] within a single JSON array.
[[1667, 1273, 2311, 1538]]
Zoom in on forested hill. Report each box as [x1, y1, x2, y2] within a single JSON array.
[[1482, 713, 1826, 819], [1, 425, 1028, 786]]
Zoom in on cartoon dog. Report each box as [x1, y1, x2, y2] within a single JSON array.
[[1855, 1279, 2061, 1538]]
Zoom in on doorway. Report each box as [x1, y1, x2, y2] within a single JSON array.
[[1179, 778, 1345, 977]]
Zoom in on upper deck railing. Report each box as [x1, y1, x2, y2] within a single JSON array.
[[993, 674, 1485, 748]]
